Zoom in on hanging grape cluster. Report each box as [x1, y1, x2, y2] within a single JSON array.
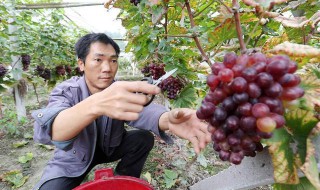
[[21, 54, 31, 71], [35, 65, 52, 81], [55, 65, 66, 76], [141, 63, 166, 80], [65, 65, 72, 75], [0, 64, 8, 78], [196, 52, 304, 165], [129, 0, 140, 6], [141, 63, 184, 99], [159, 76, 184, 99]]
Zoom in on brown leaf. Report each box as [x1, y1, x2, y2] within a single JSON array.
[[262, 33, 289, 54], [269, 41, 320, 57], [273, 16, 309, 28]]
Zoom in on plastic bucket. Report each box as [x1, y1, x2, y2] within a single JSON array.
[[73, 168, 154, 190]]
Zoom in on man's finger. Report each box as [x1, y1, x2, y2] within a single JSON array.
[[194, 130, 208, 150], [125, 81, 161, 95], [189, 136, 200, 155]]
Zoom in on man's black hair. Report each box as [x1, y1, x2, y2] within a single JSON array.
[[75, 33, 120, 61]]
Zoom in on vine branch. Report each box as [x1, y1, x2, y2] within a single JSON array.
[[184, 0, 212, 65], [159, 34, 194, 38], [232, 0, 247, 53]]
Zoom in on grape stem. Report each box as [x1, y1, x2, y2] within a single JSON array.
[[184, 0, 212, 65], [32, 82, 40, 105], [232, 0, 247, 54]]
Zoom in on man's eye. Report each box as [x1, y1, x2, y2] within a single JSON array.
[[94, 58, 102, 62], [112, 59, 118, 63]]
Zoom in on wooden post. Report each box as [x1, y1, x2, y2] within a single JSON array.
[[8, 0, 27, 121]]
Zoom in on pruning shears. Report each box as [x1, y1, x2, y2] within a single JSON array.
[[141, 68, 178, 106]]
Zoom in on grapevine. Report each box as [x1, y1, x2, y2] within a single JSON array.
[[196, 52, 304, 165]]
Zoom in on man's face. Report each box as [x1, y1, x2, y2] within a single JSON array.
[[78, 42, 118, 94]]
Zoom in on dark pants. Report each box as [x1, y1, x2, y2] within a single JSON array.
[[39, 130, 154, 190]]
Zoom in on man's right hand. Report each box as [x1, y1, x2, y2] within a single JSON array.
[[93, 81, 161, 121]]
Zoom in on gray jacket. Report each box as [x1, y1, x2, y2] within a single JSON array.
[[32, 76, 169, 189]]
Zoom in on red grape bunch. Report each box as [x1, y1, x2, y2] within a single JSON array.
[[21, 54, 31, 71], [65, 65, 72, 75], [55, 65, 66, 76], [0, 64, 8, 78], [35, 65, 51, 80], [130, 0, 140, 6], [159, 76, 184, 99], [141, 63, 166, 80], [141, 63, 183, 99], [196, 52, 304, 165]]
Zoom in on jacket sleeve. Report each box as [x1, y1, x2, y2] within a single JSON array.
[[127, 103, 173, 144], [32, 85, 78, 150]]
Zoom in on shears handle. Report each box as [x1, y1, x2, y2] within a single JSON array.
[[141, 77, 156, 107]]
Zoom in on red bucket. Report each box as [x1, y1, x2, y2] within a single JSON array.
[[73, 168, 154, 190]]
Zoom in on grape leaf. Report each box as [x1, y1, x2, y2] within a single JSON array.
[[18, 152, 33, 164], [300, 74, 320, 110], [2, 170, 29, 188], [273, 15, 309, 28], [274, 176, 318, 190], [151, 6, 167, 24], [285, 109, 318, 164], [242, 0, 288, 8], [265, 128, 299, 184], [196, 152, 208, 167], [163, 169, 178, 188], [208, 18, 237, 45], [300, 123, 320, 189], [269, 41, 320, 57], [12, 141, 28, 148], [262, 33, 289, 54], [172, 84, 197, 108]]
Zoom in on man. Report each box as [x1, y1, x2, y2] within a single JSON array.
[[32, 33, 211, 190]]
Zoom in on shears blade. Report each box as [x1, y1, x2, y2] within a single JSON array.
[[153, 68, 178, 86]]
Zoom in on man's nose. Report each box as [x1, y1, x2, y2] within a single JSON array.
[[101, 61, 111, 71]]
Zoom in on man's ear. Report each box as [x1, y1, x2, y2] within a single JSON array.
[[77, 59, 85, 72]]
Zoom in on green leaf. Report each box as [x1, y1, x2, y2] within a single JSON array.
[[2, 170, 29, 188], [18, 152, 33, 164], [143, 172, 152, 183], [151, 6, 166, 24], [285, 109, 318, 164], [300, 124, 320, 189], [172, 84, 197, 108], [265, 128, 298, 184], [12, 141, 28, 148], [196, 152, 208, 168], [274, 176, 318, 190], [208, 18, 237, 45], [163, 169, 178, 188], [38, 143, 54, 150]]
